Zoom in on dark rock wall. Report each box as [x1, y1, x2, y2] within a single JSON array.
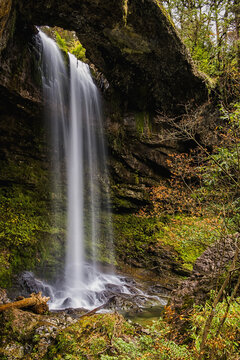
[[0, 0, 211, 280], [0, 1, 209, 205], [0, 0, 41, 113], [16, 0, 207, 114], [0, 0, 208, 116], [106, 102, 219, 212], [106, 112, 173, 211]]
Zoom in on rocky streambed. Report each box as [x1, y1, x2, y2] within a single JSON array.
[[0, 270, 170, 359]]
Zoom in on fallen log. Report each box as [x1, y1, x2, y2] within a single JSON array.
[[0, 292, 50, 314]]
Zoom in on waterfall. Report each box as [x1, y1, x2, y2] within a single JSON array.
[[39, 31, 122, 310], [65, 54, 113, 290], [32, 30, 165, 313]]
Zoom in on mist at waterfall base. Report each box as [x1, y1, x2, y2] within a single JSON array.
[[37, 31, 166, 311]]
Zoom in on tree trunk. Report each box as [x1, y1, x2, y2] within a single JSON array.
[[0, 292, 50, 314]]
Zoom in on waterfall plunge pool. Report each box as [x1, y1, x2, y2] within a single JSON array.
[[13, 268, 170, 325]]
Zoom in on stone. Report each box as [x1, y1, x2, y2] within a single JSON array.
[[61, 297, 72, 307], [0, 0, 207, 116], [0, 307, 78, 359], [171, 235, 240, 310]]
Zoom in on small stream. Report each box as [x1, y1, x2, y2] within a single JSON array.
[[122, 305, 165, 326]]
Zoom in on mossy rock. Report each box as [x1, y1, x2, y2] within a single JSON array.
[[45, 313, 135, 359]]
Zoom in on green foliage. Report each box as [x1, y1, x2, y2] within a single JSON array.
[[190, 43, 217, 77], [71, 42, 86, 61], [197, 103, 240, 231], [1, 302, 239, 360], [45, 313, 194, 360], [55, 31, 68, 54], [162, 0, 240, 100], [55, 30, 86, 61], [113, 213, 219, 270], [190, 297, 240, 359], [157, 215, 221, 270]]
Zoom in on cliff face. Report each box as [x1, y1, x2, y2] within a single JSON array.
[[1, 0, 207, 115], [0, 0, 211, 283], [0, 2, 41, 114], [0, 0, 209, 212]]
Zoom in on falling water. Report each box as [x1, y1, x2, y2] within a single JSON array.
[[65, 53, 113, 291], [39, 30, 131, 310], [40, 31, 68, 226]]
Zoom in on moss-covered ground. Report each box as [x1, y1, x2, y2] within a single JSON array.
[[1, 299, 239, 360], [113, 213, 221, 271]]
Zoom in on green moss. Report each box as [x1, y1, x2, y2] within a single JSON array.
[[113, 214, 160, 265], [153, 215, 221, 270], [55, 31, 68, 54], [134, 172, 139, 185], [112, 213, 220, 271], [0, 118, 66, 286], [0, 252, 12, 288], [112, 195, 136, 211], [71, 42, 86, 61], [44, 313, 193, 359], [45, 314, 134, 359], [135, 111, 145, 134], [0, 181, 65, 286], [155, 0, 177, 30], [135, 111, 152, 135], [54, 30, 87, 62]]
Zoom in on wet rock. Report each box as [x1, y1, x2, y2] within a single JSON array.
[[0, 0, 216, 289], [62, 307, 87, 317], [104, 283, 125, 293], [15, 271, 52, 298], [61, 297, 73, 308], [149, 284, 172, 296], [108, 104, 219, 212], [171, 235, 240, 310], [107, 292, 155, 312], [108, 294, 140, 311], [117, 236, 190, 282], [0, 0, 214, 224]]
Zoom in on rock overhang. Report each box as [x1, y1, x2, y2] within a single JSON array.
[[0, 0, 208, 115]]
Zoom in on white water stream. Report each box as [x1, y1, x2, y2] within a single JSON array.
[[39, 31, 142, 310]]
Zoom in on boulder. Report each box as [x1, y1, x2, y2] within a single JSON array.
[[171, 235, 240, 310]]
